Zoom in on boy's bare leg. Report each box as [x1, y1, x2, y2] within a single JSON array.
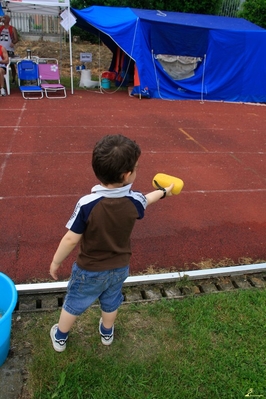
[[58, 308, 77, 333], [57, 309, 117, 333], [101, 309, 117, 328]]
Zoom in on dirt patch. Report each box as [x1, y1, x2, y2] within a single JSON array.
[[15, 38, 113, 78]]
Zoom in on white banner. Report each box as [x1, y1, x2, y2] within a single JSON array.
[[60, 8, 76, 31]]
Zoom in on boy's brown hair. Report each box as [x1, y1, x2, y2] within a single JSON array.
[[92, 134, 141, 185]]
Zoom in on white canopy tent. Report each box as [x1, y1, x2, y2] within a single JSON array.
[[1, 0, 74, 93]]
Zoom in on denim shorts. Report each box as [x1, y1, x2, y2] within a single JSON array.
[[63, 262, 129, 316]]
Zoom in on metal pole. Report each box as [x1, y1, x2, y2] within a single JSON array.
[[68, 5, 74, 94], [15, 263, 266, 294]]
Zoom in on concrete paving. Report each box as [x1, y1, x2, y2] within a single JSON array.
[[0, 344, 28, 399]]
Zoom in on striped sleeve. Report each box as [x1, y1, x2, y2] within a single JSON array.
[[66, 195, 102, 234]]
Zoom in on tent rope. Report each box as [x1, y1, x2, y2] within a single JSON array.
[[151, 50, 174, 101], [200, 54, 207, 103], [99, 18, 139, 95], [59, 23, 62, 72]]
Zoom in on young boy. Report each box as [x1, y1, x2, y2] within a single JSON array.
[[49, 134, 174, 352]]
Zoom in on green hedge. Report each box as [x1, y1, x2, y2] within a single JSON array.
[[71, 0, 222, 14]]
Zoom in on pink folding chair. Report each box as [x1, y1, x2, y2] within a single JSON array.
[[38, 63, 66, 99]]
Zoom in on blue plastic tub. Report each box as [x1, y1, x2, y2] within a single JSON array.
[[101, 78, 110, 89], [0, 273, 17, 367]]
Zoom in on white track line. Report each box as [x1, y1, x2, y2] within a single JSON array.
[[0, 104, 26, 183], [1, 188, 266, 201], [0, 150, 264, 156]]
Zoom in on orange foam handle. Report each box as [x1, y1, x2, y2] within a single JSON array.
[[152, 173, 184, 195]]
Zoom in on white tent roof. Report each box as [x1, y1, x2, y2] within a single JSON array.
[[2, 0, 74, 94], [4, 0, 69, 15]]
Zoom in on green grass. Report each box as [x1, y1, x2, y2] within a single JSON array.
[[60, 75, 82, 89], [13, 289, 266, 398]]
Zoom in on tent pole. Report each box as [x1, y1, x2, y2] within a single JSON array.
[[68, 6, 74, 94]]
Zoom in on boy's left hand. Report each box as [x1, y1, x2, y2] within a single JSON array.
[[50, 261, 61, 280]]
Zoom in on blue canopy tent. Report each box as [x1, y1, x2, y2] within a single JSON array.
[[71, 6, 266, 103]]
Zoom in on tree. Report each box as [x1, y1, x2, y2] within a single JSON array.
[[238, 0, 266, 28], [70, 0, 224, 42], [71, 0, 223, 15]]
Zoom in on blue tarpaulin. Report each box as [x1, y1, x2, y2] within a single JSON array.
[[72, 6, 266, 103]]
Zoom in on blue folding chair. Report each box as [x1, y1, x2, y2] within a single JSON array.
[[17, 60, 43, 100]]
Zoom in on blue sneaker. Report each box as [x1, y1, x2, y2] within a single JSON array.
[[99, 318, 114, 346]]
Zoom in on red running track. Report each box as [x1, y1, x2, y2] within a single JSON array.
[[0, 89, 266, 283]]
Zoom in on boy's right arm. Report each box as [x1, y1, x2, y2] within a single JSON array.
[[50, 230, 82, 280], [145, 184, 174, 206]]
